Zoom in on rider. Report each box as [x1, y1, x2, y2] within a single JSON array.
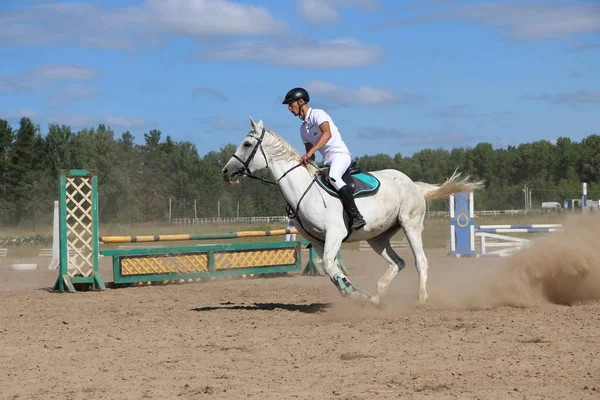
[[282, 87, 366, 231]]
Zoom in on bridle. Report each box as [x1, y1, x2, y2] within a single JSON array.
[[230, 127, 311, 185], [230, 127, 274, 185], [228, 127, 326, 243]]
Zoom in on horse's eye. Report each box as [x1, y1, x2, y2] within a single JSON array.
[[243, 142, 252, 148]]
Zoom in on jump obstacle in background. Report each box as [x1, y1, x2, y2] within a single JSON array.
[[449, 192, 563, 257], [51, 170, 343, 292]]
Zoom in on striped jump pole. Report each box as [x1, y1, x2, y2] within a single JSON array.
[[476, 225, 562, 234], [100, 228, 300, 244]]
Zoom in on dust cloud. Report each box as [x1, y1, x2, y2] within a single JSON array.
[[430, 214, 600, 310]]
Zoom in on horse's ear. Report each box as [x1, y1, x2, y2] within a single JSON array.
[[249, 116, 263, 132]]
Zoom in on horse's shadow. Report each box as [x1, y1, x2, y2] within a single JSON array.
[[192, 302, 331, 314]]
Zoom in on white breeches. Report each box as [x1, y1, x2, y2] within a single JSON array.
[[325, 153, 352, 191]]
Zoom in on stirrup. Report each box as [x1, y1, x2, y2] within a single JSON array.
[[351, 217, 366, 231]]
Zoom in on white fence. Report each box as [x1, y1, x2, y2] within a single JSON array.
[[38, 248, 76, 257], [171, 210, 528, 225]]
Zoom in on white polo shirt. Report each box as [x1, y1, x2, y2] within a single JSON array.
[[300, 108, 351, 164]]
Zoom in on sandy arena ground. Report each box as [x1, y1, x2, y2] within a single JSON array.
[[1, 219, 600, 399]]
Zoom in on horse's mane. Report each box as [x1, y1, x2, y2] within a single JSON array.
[[261, 129, 319, 176]]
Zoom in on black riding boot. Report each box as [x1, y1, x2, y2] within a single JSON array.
[[338, 185, 366, 231]]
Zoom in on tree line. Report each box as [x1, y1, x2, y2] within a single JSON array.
[[1, 116, 598, 227]]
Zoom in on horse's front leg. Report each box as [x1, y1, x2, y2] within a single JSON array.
[[323, 231, 377, 305]]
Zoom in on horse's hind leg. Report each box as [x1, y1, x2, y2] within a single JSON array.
[[367, 228, 406, 304], [401, 212, 429, 305]]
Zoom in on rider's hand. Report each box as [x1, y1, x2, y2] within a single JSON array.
[[300, 153, 311, 165]]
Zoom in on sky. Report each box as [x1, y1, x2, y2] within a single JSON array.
[[0, 0, 598, 158]]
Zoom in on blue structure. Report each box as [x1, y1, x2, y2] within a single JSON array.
[[449, 192, 474, 257]]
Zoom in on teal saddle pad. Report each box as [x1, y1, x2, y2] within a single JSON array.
[[316, 172, 380, 198]]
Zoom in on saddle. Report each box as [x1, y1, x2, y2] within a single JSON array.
[[316, 161, 380, 198]]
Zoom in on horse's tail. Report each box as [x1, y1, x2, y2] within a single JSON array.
[[415, 170, 485, 201]]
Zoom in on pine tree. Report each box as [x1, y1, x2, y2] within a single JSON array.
[[0, 120, 14, 224], [8, 118, 37, 224], [0, 120, 13, 201]]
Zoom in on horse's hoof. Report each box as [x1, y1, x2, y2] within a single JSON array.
[[333, 274, 353, 296], [367, 295, 380, 306]]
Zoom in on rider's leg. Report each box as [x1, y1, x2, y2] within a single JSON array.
[[328, 154, 366, 231]]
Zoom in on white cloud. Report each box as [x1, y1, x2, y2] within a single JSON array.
[[41, 84, 100, 110], [148, 0, 285, 37], [0, 108, 37, 121], [196, 38, 382, 68], [525, 90, 600, 105], [326, 0, 378, 9], [0, 3, 126, 48], [402, 0, 465, 11], [54, 84, 98, 102], [428, 104, 482, 118], [565, 43, 600, 53], [305, 80, 422, 106], [48, 114, 148, 129], [297, 0, 339, 23], [31, 63, 99, 81], [210, 120, 238, 131], [297, 0, 379, 23], [427, 104, 512, 120], [197, 117, 238, 131], [359, 123, 474, 146], [48, 114, 95, 128], [105, 116, 148, 129], [375, 1, 600, 41], [0, 0, 287, 49], [0, 63, 101, 94], [192, 86, 228, 102], [569, 65, 600, 80]]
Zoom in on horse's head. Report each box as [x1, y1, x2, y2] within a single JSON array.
[[222, 116, 269, 184]]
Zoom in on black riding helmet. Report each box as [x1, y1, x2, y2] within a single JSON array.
[[282, 87, 310, 104]]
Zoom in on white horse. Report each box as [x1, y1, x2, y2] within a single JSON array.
[[222, 117, 485, 306]]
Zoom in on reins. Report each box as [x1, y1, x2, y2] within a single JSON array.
[[230, 130, 326, 244]]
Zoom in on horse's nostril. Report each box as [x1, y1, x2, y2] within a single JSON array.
[[222, 168, 228, 174]]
